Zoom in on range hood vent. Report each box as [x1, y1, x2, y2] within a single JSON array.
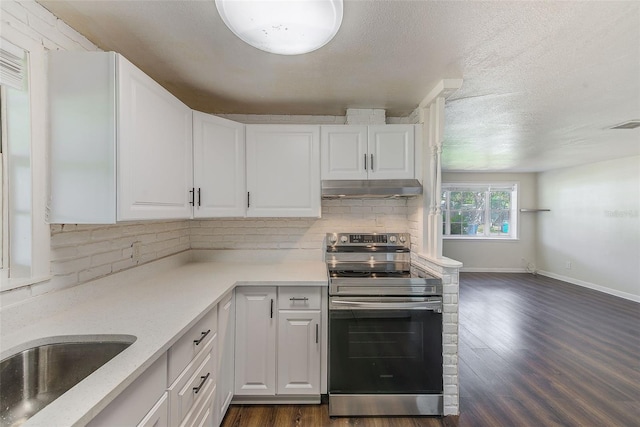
[[322, 179, 423, 199]]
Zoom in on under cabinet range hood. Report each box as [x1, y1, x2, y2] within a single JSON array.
[[321, 179, 423, 199]]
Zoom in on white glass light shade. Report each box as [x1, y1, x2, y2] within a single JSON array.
[[215, 0, 343, 55]]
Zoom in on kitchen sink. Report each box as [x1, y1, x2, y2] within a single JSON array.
[[0, 337, 135, 427]]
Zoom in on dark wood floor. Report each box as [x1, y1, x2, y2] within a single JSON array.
[[221, 273, 640, 427]]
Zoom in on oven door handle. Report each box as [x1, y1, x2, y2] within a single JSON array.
[[330, 300, 442, 311]]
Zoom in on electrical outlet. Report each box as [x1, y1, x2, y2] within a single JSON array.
[[132, 241, 141, 264], [565, 261, 572, 269]]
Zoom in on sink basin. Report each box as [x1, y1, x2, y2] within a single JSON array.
[[0, 338, 135, 427]]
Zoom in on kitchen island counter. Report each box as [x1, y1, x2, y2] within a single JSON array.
[[0, 250, 327, 427]]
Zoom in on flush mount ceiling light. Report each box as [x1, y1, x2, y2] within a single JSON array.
[[215, 0, 343, 55]]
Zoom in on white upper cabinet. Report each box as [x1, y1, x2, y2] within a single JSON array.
[[321, 125, 368, 180], [246, 125, 321, 218], [367, 125, 414, 179], [118, 56, 193, 221], [192, 112, 246, 218], [48, 51, 193, 223], [321, 124, 415, 180]]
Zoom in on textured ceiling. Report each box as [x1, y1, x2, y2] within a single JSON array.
[[37, 0, 640, 172]]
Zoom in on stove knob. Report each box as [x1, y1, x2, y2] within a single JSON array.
[[389, 235, 397, 244], [329, 234, 338, 244], [340, 235, 348, 243], [399, 235, 407, 243]]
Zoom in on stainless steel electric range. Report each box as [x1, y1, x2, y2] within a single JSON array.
[[326, 232, 444, 417]]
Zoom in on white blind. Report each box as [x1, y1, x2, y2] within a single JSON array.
[[0, 38, 27, 90]]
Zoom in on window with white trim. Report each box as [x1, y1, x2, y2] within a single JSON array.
[[441, 183, 518, 239], [1, 38, 34, 286]]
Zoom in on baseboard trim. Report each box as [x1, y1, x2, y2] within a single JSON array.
[[536, 270, 640, 303], [460, 267, 528, 273]]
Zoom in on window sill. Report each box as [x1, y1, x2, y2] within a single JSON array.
[[443, 236, 519, 242], [0, 274, 51, 292]]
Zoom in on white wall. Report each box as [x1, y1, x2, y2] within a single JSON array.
[[536, 156, 640, 301], [441, 172, 538, 272]]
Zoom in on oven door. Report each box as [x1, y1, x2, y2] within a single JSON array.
[[329, 296, 443, 395]]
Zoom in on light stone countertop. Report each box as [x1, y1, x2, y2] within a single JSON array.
[[0, 250, 327, 427]]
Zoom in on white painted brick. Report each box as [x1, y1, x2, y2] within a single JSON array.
[[90, 249, 124, 267], [79, 264, 112, 283], [1, 1, 29, 24], [50, 245, 78, 261], [21, 0, 57, 26], [1, 14, 42, 47], [51, 231, 91, 247], [51, 257, 91, 275], [55, 19, 97, 51], [26, 12, 79, 51], [112, 258, 137, 272], [444, 385, 458, 396]]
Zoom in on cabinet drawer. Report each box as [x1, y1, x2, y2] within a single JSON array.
[[278, 287, 321, 310], [137, 392, 168, 427], [87, 353, 167, 427], [169, 338, 216, 427], [169, 306, 217, 383], [179, 369, 217, 427]]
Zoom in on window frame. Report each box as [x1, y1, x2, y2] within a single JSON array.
[[442, 182, 519, 240], [0, 36, 50, 292]]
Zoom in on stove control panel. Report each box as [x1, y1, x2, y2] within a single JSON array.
[[326, 233, 410, 248]]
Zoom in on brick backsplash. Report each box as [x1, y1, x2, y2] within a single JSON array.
[[191, 199, 410, 250], [48, 221, 191, 293]]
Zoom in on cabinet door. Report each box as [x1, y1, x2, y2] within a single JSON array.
[[193, 112, 246, 218], [87, 354, 168, 427], [117, 54, 193, 220], [320, 125, 368, 180], [216, 290, 235, 422], [137, 392, 168, 427], [246, 125, 320, 217], [367, 125, 414, 180], [234, 287, 277, 395], [277, 310, 321, 395]]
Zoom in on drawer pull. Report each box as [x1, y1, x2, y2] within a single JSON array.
[[193, 329, 211, 345], [289, 297, 309, 302], [193, 373, 210, 394]]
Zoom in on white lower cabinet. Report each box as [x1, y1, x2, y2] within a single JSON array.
[[216, 290, 235, 422], [234, 287, 277, 395], [168, 306, 218, 427], [138, 392, 169, 427], [277, 310, 321, 395], [234, 286, 321, 402], [87, 354, 168, 427]]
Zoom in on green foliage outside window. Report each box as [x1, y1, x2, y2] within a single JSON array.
[[442, 185, 516, 238]]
